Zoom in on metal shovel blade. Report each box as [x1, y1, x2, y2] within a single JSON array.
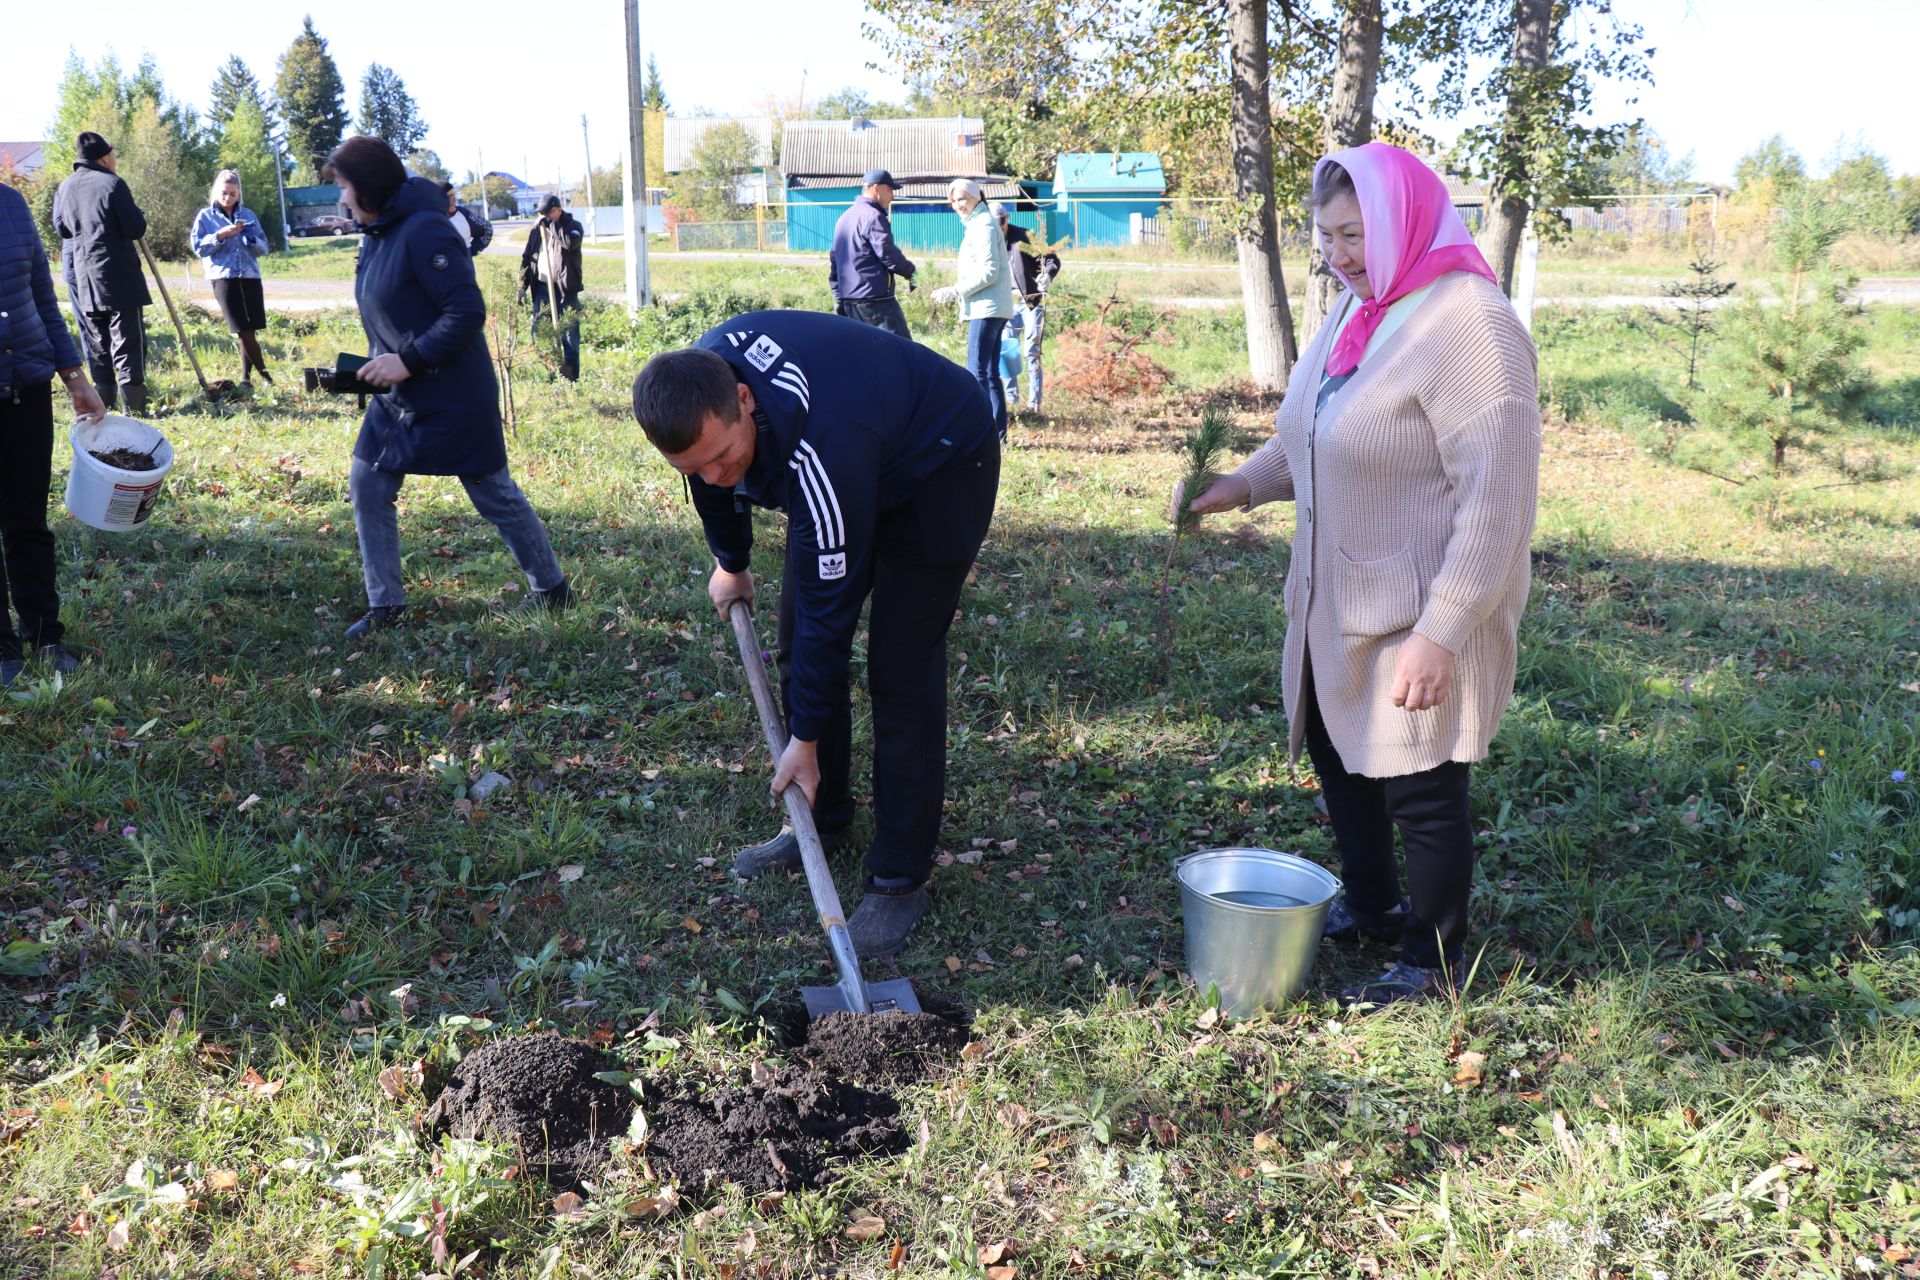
[[803, 977, 922, 1020]]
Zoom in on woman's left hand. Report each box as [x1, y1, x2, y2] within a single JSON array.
[[358, 353, 411, 388], [1390, 633, 1455, 712]]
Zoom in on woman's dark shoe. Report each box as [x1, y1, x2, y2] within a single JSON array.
[[1322, 893, 1411, 944], [521, 579, 575, 613], [34, 643, 82, 674], [732, 825, 848, 880], [846, 880, 931, 957], [344, 605, 406, 640], [1338, 959, 1453, 1008]]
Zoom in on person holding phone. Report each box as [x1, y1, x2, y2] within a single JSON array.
[[191, 169, 273, 387], [323, 136, 571, 640]]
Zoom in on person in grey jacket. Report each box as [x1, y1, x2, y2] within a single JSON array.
[[54, 132, 152, 415], [828, 168, 915, 339], [191, 169, 273, 386]]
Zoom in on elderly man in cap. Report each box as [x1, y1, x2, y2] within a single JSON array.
[[518, 194, 585, 380], [828, 169, 916, 339], [54, 131, 152, 414]]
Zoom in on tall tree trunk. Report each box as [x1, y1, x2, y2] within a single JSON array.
[[1302, 0, 1383, 341], [1228, 0, 1297, 389], [1480, 0, 1555, 296]]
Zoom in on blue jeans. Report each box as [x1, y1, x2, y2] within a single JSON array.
[[349, 457, 565, 608], [965, 317, 1009, 439]]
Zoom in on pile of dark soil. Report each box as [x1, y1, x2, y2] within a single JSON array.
[[89, 447, 159, 471], [644, 1065, 904, 1193], [794, 1010, 972, 1087], [424, 1033, 632, 1189]]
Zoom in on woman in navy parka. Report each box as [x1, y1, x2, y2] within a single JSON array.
[[323, 136, 571, 639]]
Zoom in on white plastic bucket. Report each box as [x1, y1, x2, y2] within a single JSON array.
[[65, 414, 175, 533], [1177, 848, 1340, 1016]]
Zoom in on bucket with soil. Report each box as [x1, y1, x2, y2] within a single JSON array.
[[66, 414, 175, 533]]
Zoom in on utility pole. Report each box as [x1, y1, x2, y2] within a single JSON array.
[[622, 0, 651, 312], [268, 128, 289, 249], [581, 113, 597, 244]]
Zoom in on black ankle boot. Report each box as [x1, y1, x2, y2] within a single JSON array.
[[345, 605, 406, 640]]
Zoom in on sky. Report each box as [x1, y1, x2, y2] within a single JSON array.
[[0, 0, 1913, 189]]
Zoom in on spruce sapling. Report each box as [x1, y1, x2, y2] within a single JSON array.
[[1155, 403, 1232, 679]]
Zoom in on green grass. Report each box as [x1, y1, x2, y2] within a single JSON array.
[[3, 293, 1919, 1278]]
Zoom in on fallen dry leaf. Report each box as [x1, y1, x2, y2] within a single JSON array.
[[1195, 1007, 1220, 1030], [552, 1192, 585, 1217], [844, 1215, 887, 1242], [1252, 1130, 1280, 1154], [680, 917, 703, 934], [238, 1067, 284, 1099], [987, 1267, 1017, 1280], [959, 1040, 989, 1061], [556, 864, 585, 883], [106, 1220, 131, 1251], [755, 1190, 787, 1213], [691, 1203, 733, 1230], [736, 1228, 758, 1258], [377, 1061, 423, 1101], [206, 1170, 240, 1193], [1452, 1050, 1487, 1088], [1146, 1114, 1180, 1147], [888, 1239, 907, 1270], [624, 1187, 681, 1218], [944, 955, 963, 974], [978, 1239, 1018, 1266]]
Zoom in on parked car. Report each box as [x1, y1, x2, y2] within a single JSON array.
[[293, 215, 356, 237]]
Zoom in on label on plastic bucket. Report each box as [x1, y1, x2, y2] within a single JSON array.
[[104, 480, 163, 527]]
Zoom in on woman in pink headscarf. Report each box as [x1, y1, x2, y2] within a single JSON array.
[[1181, 143, 1541, 1006]]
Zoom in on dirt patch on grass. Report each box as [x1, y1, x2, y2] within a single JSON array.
[[643, 1065, 904, 1194], [424, 1033, 632, 1190], [793, 1010, 972, 1087]]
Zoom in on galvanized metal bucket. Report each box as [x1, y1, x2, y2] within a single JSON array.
[[1177, 848, 1340, 1016]]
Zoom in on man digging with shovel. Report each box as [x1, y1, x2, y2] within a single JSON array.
[[630, 310, 1000, 956]]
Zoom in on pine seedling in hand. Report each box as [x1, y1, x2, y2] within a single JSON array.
[[1156, 403, 1233, 679]]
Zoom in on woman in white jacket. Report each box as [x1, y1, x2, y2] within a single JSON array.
[[933, 179, 1016, 439]]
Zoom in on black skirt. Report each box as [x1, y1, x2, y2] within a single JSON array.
[[212, 276, 267, 333]]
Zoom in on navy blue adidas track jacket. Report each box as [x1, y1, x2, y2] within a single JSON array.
[[689, 310, 995, 742]]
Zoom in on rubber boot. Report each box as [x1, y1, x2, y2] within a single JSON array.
[[120, 383, 148, 416], [845, 878, 931, 957], [732, 825, 847, 880]]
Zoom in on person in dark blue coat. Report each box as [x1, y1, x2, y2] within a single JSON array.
[[0, 183, 107, 688], [630, 310, 1001, 956], [322, 137, 571, 640]]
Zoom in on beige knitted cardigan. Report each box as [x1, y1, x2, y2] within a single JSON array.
[[1235, 271, 1541, 778]]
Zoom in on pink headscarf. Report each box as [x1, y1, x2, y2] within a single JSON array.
[[1318, 143, 1496, 377]]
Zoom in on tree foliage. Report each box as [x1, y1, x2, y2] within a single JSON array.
[[208, 55, 268, 135], [1692, 189, 1870, 519], [643, 53, 669, 112], [358, 63, 429, 156], [35, 52, 213, 260], [669, 123, 759, 222], [276, 16, 351, 183]]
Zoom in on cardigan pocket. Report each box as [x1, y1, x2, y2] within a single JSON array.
[[1334, 547, 1422, 638]]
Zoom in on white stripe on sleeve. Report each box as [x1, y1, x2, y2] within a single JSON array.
[[796, 443, 845, 547]]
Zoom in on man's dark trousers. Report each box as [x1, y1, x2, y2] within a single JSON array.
[[836, 296, 912, 341], [775, 437, 1000, 885], [0, 383, 65, 660], [77, 308, 145, 410], [528, 289, 581, 380]]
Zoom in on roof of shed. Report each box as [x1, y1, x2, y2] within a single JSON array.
[[788, 174, 1024, 200], [782, 117, 987, 180]]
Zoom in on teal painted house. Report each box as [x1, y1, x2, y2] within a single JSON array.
[[782, 117, 1036, 255], [1050, 153, 1166, 248]]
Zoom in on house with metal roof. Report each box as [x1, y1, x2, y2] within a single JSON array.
[[0, 141, 47, 179], [1050, 152, 1166, 247], [781, 116, 1031, 254]]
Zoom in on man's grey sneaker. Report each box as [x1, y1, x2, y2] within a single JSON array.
[[345, 605, 406, 641], [731, 825, 848, 880], [523, 578, 575, 613], [845, 882, 931, 958], [1322, 893, 1411, 945], [33, 643, 81, 673], [0, 658, 23, 689], [1339, 959, 1452, 1008]]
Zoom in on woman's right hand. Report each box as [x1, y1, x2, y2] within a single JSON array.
[[1174, 471, 1252, 521]]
